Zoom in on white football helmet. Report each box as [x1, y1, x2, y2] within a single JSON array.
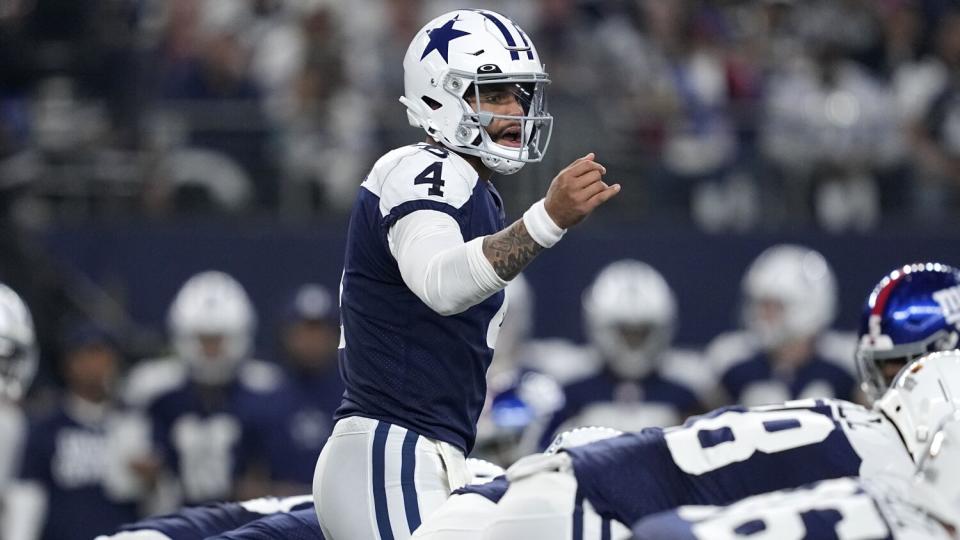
[[168, 271, 256, 385], [583, 260, 677, 379], [0, 284, 37, 401], [741, 244, 837, 349], [877, 351, 960, 460], [400, 9, 552, 175], [912, 411, 960, 530]]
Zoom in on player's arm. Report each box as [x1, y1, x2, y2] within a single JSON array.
[[390, 154, 619, 316], [483, 153, 619, 280]]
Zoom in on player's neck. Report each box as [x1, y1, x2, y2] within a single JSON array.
[[423, 137, 494, 181]]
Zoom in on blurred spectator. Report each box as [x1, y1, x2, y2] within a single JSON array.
[[9, 324, 139, 540], [706, 245, 858, 407], [761, 17, 902, 231], [258, 284, 343, 494], [537, 260, 711, 448], [903, 9, 960, 224]]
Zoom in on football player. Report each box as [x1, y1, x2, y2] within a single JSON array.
[[0, 284, 37, 539], [856, 262, 960, 402], [537, 260, 710, 446], [632, 411, 960, 539], [135, 271, 284, 506], [414, 350, 960, 539], [316, 8, 619, 540], [706, 244, 857, 406], [10, 324, 140, 540]]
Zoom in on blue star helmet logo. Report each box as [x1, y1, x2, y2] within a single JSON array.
[[420, 18, 470, 63]]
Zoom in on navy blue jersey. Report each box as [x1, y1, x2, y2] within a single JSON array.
[[632, 477, 949, 540], [708, 332, 857, 406], [147, 362, 283, 503], [539, 363, 705, 449], [211, 507, 324, 540], [19, 401, 139, 540], [335, 145, 508, 453], [564, 399, 907, 526], [452, 475, 511, 503], [260, 370, 343, 485], [115, 496, 313, 540]]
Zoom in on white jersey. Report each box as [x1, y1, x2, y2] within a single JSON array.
[[0, 400, 25, 491], [633, 476, 952, 540]]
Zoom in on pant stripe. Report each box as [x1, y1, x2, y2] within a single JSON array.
[[601, 517, 611, 540], [372, 421, 394, 540], [573, 488, 584, 540], [400, 429, 421, 533]]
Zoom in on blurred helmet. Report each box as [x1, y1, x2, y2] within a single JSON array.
[[583, 260, 677, 379], [168, 271, 256, 385], [913, 411, 960, 530], [0, 284, 37, 401], [857, 263, 960, 401], [876, 351, 960, 460], [741, 244, 837, 349], [400, 9, 552, 175], [285, 283, 337, 325]]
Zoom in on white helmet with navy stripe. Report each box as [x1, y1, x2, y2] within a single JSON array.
[[0, 283, 37, 401], [400, 9, 552, 175]]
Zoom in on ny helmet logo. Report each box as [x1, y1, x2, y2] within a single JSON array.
[[933, 285, 960, 326]]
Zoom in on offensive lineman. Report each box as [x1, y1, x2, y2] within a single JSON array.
[[313, 8, 619, 540], [413, 351, 960, 539]]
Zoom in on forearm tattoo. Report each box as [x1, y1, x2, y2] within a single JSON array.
[[482, 219, 544, 281]]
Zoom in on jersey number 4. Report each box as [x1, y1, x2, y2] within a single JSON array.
[[415, 162, 446, 197]]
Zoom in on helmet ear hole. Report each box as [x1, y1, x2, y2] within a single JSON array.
[[421, 96, 442, 110]]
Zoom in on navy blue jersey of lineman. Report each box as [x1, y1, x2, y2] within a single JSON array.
[[117, 496, 314, 540], [211, 508, 325, 540], [721, 351, 857, 404], [540, 369, 703, 449], [563, 400, 866, 526], [336, 144, 507, 453], [19, 403, 138, 540]]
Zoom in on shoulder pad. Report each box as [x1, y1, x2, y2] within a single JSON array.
[[362, 145, 478, 217], [545, 426, 623, 455], [659, 348, 713, 396], [705, 331, 760, 375], [238, 360, 284, 394], [122, 358, 188, 408], [815, 331, 858, 373]]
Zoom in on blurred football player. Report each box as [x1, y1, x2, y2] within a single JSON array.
[[856, 262, 960, 403], [259, 284, 343, 494], [537, 260, 710, 447], [632, 410, 960, 540], [0, 284, 37, 539], [414, 350, 960, 539], [315, 8, 620, 539], [706, 244, 857, 406], [138, 271, 283, 506], [10, 323, 139, 540]]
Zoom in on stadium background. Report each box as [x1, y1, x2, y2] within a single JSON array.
[[1, 0, 959, 395]]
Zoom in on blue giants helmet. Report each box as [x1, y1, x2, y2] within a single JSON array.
[[857, 263, 960, 400]]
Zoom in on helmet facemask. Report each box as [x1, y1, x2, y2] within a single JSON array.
[[442, 70, 552, 175], [0, 335, 37, 402]]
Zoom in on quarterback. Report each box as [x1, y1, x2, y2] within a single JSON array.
[[313, 8, 619, 540]]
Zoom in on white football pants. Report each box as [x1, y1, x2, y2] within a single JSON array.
[[313, 416, 469, 540]]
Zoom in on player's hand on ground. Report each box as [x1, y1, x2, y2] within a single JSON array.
[[543, 153, 621, 229]]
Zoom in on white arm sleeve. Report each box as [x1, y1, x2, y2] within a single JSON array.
[[388, 210, 508, 316], [3, 480, 47, 540]]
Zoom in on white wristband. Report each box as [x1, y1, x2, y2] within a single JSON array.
[[522, 199, 566, 248]]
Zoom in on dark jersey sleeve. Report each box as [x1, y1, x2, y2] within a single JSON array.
[[210, 508, 324, 540]]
